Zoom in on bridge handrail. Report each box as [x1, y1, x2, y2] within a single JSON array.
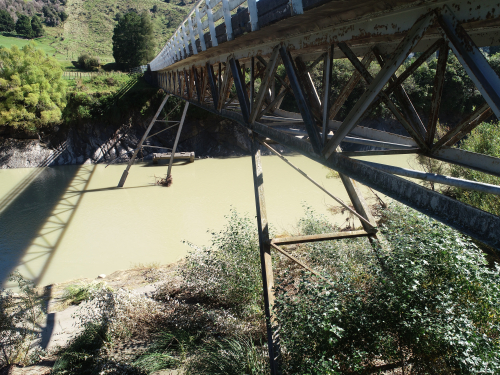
[[150, 0, 258, 71]]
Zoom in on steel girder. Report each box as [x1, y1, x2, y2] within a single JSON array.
[[152, 4, 500, 252]]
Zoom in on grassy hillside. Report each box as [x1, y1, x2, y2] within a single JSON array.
[[45, 0, 195, 64], [0, 0, 194, 68]]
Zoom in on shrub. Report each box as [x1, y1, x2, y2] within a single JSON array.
[[77, 53, 100, 71], [0, 43, 66, 132], [62, 281, 112, 305], [275, 204, 500, 374], [0, 272, 46, 367], [185, 336, 268, 375], [450, 121, 500, 216], [180, 209, 263, 310]]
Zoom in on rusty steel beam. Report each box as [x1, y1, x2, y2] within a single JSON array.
[[337, 42, 429, 150], [430, 147, 500, 178], [206, 62, 219, 109], [431, 103, 492, 151], [250, 46, 280, 123], [229, 58, 250, 122], [427, 43, 449, 144], [322, 45, 333, 145], [329, 52, 373, 120], [323, 13, 435, 158], [272, 230, 370, 245], [360, 160, 500, 196], [165, 93, 500, 251], [438, 6, 500, 119], [280, 45, 323, 154]]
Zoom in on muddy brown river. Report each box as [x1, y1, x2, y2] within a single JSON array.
[[0, 154, 414, 288]]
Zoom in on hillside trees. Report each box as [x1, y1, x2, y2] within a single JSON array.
[[0, 9, 14, 31], [31, 15, 43, 37], [112, 11, 155, 70], [15, 14, 32, 38], [0, 44, 67, 132]]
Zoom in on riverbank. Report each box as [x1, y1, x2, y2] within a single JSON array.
[[2, 204, 499, 374]]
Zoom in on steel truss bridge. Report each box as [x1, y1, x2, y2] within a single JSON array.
[[118, 0, 500, 371]]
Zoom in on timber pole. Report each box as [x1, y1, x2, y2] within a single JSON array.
[[118, 94, 170, 187], [251, 134, 279, 375], [167, 101, 190, 178]]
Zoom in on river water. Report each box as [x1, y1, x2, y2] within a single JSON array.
[[0, 154, 414, 288]]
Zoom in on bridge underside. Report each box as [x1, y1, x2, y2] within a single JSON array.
[[149, 0, 500, 252], [138, 0, 500, 370]]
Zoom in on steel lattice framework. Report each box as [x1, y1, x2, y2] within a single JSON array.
[[121, 0, 500, 372]]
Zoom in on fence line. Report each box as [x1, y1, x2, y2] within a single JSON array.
[[62, 71, 131, 80]]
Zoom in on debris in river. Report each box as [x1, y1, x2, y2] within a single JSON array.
[[154, 174, 173, 187]]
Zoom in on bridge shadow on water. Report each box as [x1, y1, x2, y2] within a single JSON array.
[[0, 164, 94, 288]]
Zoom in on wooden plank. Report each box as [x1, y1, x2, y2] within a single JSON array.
[[153, 152, 195, 163], [222, 0, 233, 41], [271, 230, 370, 245], [205, 0, 218, 47], [195, 7, 207, 51], [248, 0, 259, 31]]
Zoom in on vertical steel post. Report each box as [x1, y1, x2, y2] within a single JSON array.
[[167, 101, 190, 178], [251, 135, 279, 375], [118, 94, 170, 187]]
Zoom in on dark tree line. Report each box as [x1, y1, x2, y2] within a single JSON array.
[[0, 10, 43, 38]]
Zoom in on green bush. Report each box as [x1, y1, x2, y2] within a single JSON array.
[[450, 121, 500, 216], [185, 336, 268, 375], [77, 53, 100, 71], [275, 204, 500, 374], [180, 209, 263, 310], [0, 43, 66, 132]]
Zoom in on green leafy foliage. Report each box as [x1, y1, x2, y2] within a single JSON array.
[[185, 336, 268, 375], [180, 209, 263, 310], [62, 281, 113, 305], [0, 9, 14, 32], [275, 205, 500, 374], [0, 43, 66, 132], [112, 11, 155, 70], [15, 14, 33, 38], [77, 53, 100, 71], [450, 121, 500, 216], [31, 15, 44, 38]]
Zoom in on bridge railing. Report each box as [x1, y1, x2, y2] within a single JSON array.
[[150, 0, 257, 71]]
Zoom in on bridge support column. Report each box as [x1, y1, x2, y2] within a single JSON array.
[[250, 134, 280, 375], [167, 101, 190, 178], [118, 94, 170, 187]]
